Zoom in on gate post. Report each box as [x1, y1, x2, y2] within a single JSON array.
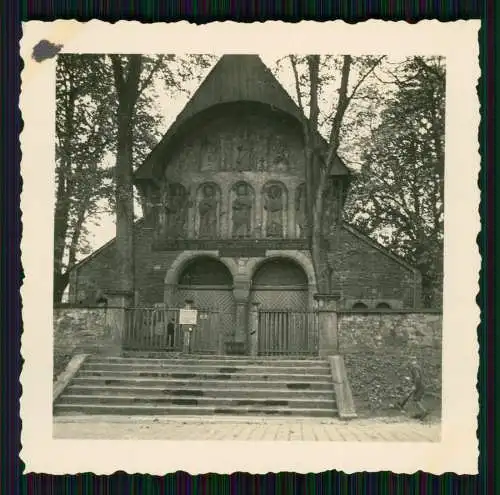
[[249, 302, 260, 356], [314, 293, 341, 357], [104, 290, 134, 355]]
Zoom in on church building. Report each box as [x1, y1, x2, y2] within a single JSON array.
[[68, 55, 421, 355]]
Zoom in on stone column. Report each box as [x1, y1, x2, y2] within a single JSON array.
[[104, 289, 134, 356], [249, 302, 260, 356], [163, 284, 176, 307], [232, 279, 250, 354], [314, 293, 341, 357]]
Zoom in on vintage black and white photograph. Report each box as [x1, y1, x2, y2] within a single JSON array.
[[20, 21, 479, 474]]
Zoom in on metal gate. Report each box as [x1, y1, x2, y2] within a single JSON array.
[[258, 310, 319, 356], [123, 306, 224, 354], [176, 287, 236, 349]]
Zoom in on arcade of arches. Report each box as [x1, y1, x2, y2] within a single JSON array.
[[168, 254, 313, 351]]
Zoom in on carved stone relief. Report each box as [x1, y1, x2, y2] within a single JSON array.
[[196, 182, 220, 238], [165, 114, 304, 175], [263, 182, 287, 238], [231, 182, 254, 238], [162, 182, 189, 238]]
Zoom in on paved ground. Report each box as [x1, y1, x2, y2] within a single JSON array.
[[53, 415, 440, 442]]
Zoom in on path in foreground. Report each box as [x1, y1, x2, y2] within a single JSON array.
[[53, 416, 440, 442]]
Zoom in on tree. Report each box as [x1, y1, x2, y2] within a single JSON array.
[[54, 55, 116, 303], [54, 54, 213, 303], [288, 55, 385, 292], [108, 54, 215, 299], [344, 56, 445, 307]]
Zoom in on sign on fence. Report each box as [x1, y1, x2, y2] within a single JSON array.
[[179, 309, 198, 325]]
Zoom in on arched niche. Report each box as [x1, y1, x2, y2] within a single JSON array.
[[262, 181, 288, 238], [178, 256, 233, 287], [376, 302, 392, 309], [229, 181, 255, 238], [160, 182, 189, 239], [352, 302, 368, 309], [250, 257, 309, 310], [195, 182, 221, 239]]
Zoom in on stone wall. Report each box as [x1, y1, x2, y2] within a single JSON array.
[[337, 311, 442, 416], [53, 306, 122, 379], [72, 224, 181, 306], [328, 227, 420, 308]]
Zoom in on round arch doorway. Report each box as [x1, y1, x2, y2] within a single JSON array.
[[250, 258, 314, 355], [175, 256, 236, 353]]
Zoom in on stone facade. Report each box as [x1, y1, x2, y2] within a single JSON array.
[[67, 55, 422, 355]]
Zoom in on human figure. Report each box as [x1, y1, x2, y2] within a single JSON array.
[[232, 183, 253, 238], [198, 184, 218, 238], [264, 184, 284, 238], [398, 356, 428, 420], [164, 183, 188, 238], [167, 318, 176, 348]]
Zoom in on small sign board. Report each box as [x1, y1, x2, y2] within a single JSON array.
[[179, 309, 198, 325]]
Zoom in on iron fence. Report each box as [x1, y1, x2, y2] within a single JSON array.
[[258, 309, 319, 356], [123, 307, 224, 353]]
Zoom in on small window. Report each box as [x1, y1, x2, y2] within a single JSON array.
[[376, 302, 391, 309], [352, 302, 368, 309]]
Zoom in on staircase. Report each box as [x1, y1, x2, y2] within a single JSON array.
[[54, 353, 338, 418]]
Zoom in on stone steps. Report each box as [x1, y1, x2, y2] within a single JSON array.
[[54, 354, 338, 418], [121, 352, 323, 361], [64, 384, 333, 398], [80, 363, 331, 375], [75, 370, 332, 382], [57, 394, 335, 409], [89, 356, 328, 368], [70, 377, 333, 390], [54, 404, 336, 418]]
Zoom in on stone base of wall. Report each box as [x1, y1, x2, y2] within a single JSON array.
[[53, 307, 122, 380], [338, 312, 442, 417], [343, 346, 442, 417]]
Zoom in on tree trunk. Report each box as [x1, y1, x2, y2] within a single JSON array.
[[53, 271, 69, 304], [115, 105, 136, 294], [111, 55, 142, 297], [53, 85, 77, 304]]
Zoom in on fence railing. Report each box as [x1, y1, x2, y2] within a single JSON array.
[[123, 307, 224, 353], [258, 310, 319, 356]]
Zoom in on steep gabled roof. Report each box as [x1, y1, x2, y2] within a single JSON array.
[[134, 54, 350, 183]]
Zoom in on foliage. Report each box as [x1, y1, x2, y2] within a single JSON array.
[[344, 57, 445, 306], [286, 55, 385, 292]]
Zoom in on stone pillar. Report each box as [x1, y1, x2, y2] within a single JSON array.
[[249, 302, 260, 356], [163, 284, 176, 307], [104, 290, 134, 356], [229, 279, 250, 355], [314, 293, 341, 357]]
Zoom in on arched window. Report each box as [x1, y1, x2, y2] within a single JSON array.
[[352, 302, 368, 309], [376, 302, 392, 309]]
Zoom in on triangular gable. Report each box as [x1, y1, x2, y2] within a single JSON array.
[[134, 54, 351, 183]]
